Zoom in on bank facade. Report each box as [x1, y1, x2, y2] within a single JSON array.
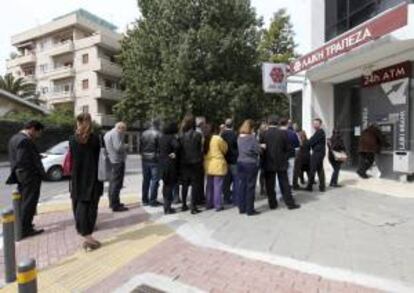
[[289, 0, 414, 180]]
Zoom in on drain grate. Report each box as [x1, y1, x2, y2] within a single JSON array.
[[131, 284, 166, 293]]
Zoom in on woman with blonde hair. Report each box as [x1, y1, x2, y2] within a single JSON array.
[[204, 123, 228, 211], [237, 119, 261, 216], [69, 113, 103, 251]]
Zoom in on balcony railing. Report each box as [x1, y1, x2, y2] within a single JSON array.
[[47, 90, 75, 103], [95, 86, 123, 100], [95, 59, 122, 77], [7, 53, 36, 68], [48, 40, 74, 56]]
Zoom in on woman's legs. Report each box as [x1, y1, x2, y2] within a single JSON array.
[[74, 197, 100, 245], [213, 176, 224, 211], [206, 175, 214, 209], [246, 164, 258, 215], [330, 161, 341, 186], [237, 164, 247, 213]]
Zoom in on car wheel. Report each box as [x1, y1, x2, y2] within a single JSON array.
[[47, 166, 63, 181]]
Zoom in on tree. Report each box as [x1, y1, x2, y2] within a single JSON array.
[[257, 9, 297, 117], [258, 9, 296, 63], [0, 73, 36, 98], [116, 0, 265, 125]]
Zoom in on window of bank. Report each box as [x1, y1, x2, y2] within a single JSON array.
[[325, 0, 410, 41]]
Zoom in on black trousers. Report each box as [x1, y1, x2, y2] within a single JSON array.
[[358, 152, 375, 175], [72, 197, 100, 236], [181, 163, 204, 210], [308, 153, 326, 190], [17, 175, 42, 233], [265, 170, 295, 208], [293, 158, 310, 187], [108, 162, 125, 209]]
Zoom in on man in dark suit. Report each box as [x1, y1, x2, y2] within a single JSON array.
[[306, 118, 326, 192], [261, 115, 300, 210], [7, 120, 46, 238]]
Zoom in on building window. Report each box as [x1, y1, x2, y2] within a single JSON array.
[[82, 105, 89, 113], [325, 0, 407, 41], [82, 54, 89, 64], [39, 64, 48, 73], [82, 79, 89, 90]]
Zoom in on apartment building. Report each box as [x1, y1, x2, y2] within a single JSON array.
[[6, 9, 123, 127], [287, 0, 414, 180]]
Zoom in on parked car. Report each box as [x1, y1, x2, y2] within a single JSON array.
[[41, 141, 69, 181]]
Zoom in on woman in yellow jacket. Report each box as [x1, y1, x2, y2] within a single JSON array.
[[204, 124, 228, 211]]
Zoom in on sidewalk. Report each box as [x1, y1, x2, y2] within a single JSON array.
[[1, 174, 414, 292]]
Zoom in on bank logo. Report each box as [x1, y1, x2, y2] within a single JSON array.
[[381, 78, 409, 105]]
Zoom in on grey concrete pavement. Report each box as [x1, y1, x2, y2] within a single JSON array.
[[160, 186, 414, 289]]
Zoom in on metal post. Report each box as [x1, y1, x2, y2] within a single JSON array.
[[2, 208, 17, 283], [17, 259, 37, 293], [289, 94, 293, 119], [12, 191, 23, 241]]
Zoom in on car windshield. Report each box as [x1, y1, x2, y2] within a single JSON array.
[[46, 141, 69, 155]]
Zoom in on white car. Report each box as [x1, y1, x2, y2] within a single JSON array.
[[41, 141, 69, 181]]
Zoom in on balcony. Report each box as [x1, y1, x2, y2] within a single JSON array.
[[95, 87, 123, 101], [23, 75, 36, 83], [94, 59, 122, 77], [7, 53, 36, 68], [47, 91, 75, 104], [75, 33, 121, 52], [43, 66, 75, 80], [48, 41, 74, 57], [95, 114, 117, 126]]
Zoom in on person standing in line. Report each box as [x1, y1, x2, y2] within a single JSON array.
[[293, 131, 311, 189], [257, 120, 268, 196], [104, 122, 129, 212], [140, 121, 162, 207], [69, 113, 103, 251], [7, 120, 46, 238], [204, 124, 228, 211], [159, 121, 180, 214], [195, 116, 207, 205], [328, 129, 347, 187], [357, 124, 384, 179], [261, 115, 300, 210], [306, 118, 326, 192], [237, 120, 261, 216], [179, 114, 204, 214], [221, 118, 239, 205]]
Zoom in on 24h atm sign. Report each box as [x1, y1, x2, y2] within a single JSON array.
[[290, 4, 408, 75]]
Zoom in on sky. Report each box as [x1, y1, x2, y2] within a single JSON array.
[[0, 0, 307, 75]]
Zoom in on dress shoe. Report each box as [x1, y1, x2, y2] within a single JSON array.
[[182, 205, 189, 212], [165, 208, 176, 215], [142, 202, 149, 206], [247, 210, 261, 216], [305, 186, 313, 192], [292, 185, 301, 191], [150, 201, 162, 207], [330, 183, 342, 188], [113, 206, 129, 212], [191, 209, 201, 215], [287, 204, 301, 210], [22, 228, 44, 239], [319, 187, 326, 192], [239, 210, 246, 214], [357, 171, 369, 179]]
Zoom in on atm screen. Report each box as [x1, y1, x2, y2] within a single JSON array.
[[379, 124, 394, 151]]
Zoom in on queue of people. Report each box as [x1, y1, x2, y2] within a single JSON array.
[[6, 112, 386, 251]]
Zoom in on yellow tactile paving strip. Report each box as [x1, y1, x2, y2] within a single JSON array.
[[2, 222, 174, 292]]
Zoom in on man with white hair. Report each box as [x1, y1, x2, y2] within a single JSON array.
[[104, 121, 129, 212]]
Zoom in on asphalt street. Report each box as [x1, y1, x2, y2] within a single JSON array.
[[0, 155, 142, 210]]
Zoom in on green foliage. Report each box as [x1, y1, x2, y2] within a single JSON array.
[[116, 1, 296, 125], [258, 9, 296, 63], [3, 106, 74, 128], [0, 73, 36, 98]]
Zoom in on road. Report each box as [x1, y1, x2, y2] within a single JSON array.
[[0, 155, 142, 209]]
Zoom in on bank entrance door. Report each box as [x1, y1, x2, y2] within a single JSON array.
[[334, 80, 361, 169]]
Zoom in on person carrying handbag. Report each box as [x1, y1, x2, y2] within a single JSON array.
[[328, 129, 347, 188]]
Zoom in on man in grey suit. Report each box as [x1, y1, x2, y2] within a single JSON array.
[[104, 122, 128, 212]]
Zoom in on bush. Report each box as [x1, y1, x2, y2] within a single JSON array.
[[3, 108, 74, 128]]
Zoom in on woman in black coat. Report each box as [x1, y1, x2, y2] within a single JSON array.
[[328, 129, 347, 187], [293, 131, 311, 189], [159, 121, 180, 214], [69, 113, 103, 251]]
